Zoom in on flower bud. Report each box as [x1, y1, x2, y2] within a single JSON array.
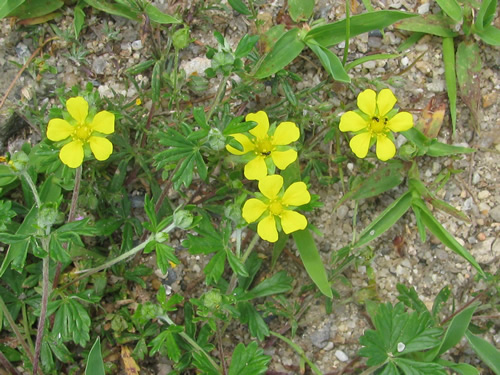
[[207, 128, 225, 151], [37, 203, 58, 230], [204, 289, 222, 310], [9, 151, 29, 171], [173, 27, 190, 50], [173, 209, 193, 229]]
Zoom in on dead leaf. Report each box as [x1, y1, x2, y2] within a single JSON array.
[[121, 346, 140, 375], [415, 96, 446, 138]]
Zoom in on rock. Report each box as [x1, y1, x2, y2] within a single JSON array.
[[482, 92, 497, 108], [472, 238, 496, 264], [337, 205, 348, 220], [131, 40, 143, 50], [335, 349, 349, 362], [92, 56, 108, 75], [311, 323, 331, 349], [478, 190, 490, 200], [489, 205, 500, 222]]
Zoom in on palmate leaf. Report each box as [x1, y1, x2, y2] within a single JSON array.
[[359, 302, 442, 367], [228, 342, 270, 375]]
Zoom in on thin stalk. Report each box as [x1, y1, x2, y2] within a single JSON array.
[[61, 223, 176, 291], [21, 171, 41, 208], [22, 304, 35, 353], [206, 74, 230, 121], [342, 0, 351, 66], [335, 128, 346, 193], [33, 241, 50, 375], [226, 232, 259, 295], [52, 165, 82, 289], [0, 295, 35, 363], [351, 201, 358, 246], [0, 349, 20, 375]]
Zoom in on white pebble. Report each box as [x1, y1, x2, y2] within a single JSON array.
[[335, 350, 349, 362]]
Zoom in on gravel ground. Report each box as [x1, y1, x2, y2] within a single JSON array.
[[0, 0, 499, 373]]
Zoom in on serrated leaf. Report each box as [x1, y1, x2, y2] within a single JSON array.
[[155, 243, 178, 274], [237, 302, 269, 340], [393, 357, 447, 374], [397, 284, 428, 314], [228, 342, 270, 375], [226, 251, 248, 277], [239, 271, 292, 300]]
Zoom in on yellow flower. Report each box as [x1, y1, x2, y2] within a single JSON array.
[[339, 89, 413, 161], [226, 111, 299, 180], [242, 175, 311, 242], [47, 97, 115, 168]]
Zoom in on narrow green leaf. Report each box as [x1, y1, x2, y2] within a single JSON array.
[[475, 0, 497, 29], [292, 229, 332, 298], [442, 37, 457, 133], [253, 28, 305, 79], [345, 53, 400, 71], [435, 0, 463, 22], [73, 5, 86, 38], [412, 203, 427, 242], [82, 0, 141, 21], [288, 0, 315, 22], [465, 330, 500, 374], [437, 359, 480, 375], [393, 357, 447, 374], [475, 25, 500, 45], [165, 330, 181, 362], [354, 191, 412, 249], [396, 14, 459, 37], [306, 40, 350, 82], [5, 0, 63, 19], [412, 199, 483, 275], [226, 251, 249, 277], [240, 271, 292, 300], [85, 337, 105, 375], [144, 3, 181, 24], [437, 305, 477, 357], [307, 11, 416, 47], [152, 60, 162, 103], [234, 34, 259, 59], [125, 59, 155, 75], [426, 139, 475, 157], [431, 286, 450, 318], [228, 0, 251, 15]]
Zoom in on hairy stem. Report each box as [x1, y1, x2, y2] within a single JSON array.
[[207, 74, 230, 121]]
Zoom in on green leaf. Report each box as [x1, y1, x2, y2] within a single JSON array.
[[144, 3, 181, 24], [82, 0, 141, 21], [435, 0, 463, 22], [437, 359, 480, 375], [437, 305, 477, 357], [204, 250, 226, 285], [475, 24, 500, 45], [165, 329, 181, 362], [396, 14, 459, 37], [456, 41, 482, 128], [226, 250, 248, 277], [306, 40, 350, 82], [235, 34, 259, 59], [237, 302, 270, 340], [475, 0, 497, 29], [465, 330, 500, 374], [292, 230, 333, 298], [222, 116, 254, 135], [125, 59, 155, 75], [155, 243, 178, 274], [345, 53, 400, 71], [307, 10, 416, 47], [228, 0, 251, 15], [402, 127, 475, 157], [0, 0, 25, 19], [240, 271, 292, 300], [73, 5, 85, 38], [228, 342, 270, 375], [253, 28, 305, 79], [354, 191, 412, 249], [5, 0, 63, 19], [431, 286, 450, 318], [85, 337, 105, 375], [288, 0, 315, 22], [152, 59, 162, 103], [442, 37, 457, 133], [411, 199, 483, 276], [52, 298, 91, 347], [396, 284, 428, 314], [393, 358, 447, 374]]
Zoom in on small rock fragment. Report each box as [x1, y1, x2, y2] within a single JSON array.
[[335, 350, 349, 362]]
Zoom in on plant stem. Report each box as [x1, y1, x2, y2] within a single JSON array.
[[0, 295, 35, 364], [21, 171, 41, 208], [343, 0, 351, 66], [33, 243, 50, 375], [226, 232, 259, 295], [52, 165, 82, 289], [207, 74, 230, 121], [0, 349, 20, 375]]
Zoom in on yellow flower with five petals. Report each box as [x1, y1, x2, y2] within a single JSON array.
[[47, 97, 115, 168], [226, 111, 299, 180], [339, 89, 413, 161], [242, 174, 311, 242]]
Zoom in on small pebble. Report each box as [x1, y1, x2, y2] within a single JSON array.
[[478, 190, 490, 199], [335, 350, 349, 362], [477, 232, 486, 241]]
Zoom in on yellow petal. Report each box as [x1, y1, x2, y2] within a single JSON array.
[[66, 97, 88, 124], [90, 110, 115, 134], [226, 133, 254, 155], [242, 198, 268, 223], [258, 174, 283, 200], [281, 182, 311, 207], [244, 156, 268, 180], [47, 119, 74, 141], [257, 214, 278, 242], [357, 89, 376, 117], [377, 89, 397, 117], [271, 149, 297, 170], [88, 136, 113, 161], [349, 132, 372, 159], [376, 134, 396, 161], [59, 140, 84, 168], [387, 112, 413, 132], [339, 111, 368, 132], [280, 210, 308, 234], [272, 121, 299, 145], [246, 111, 269, 140]]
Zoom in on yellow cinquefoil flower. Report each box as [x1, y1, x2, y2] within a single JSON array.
[[339, 89, 413, 161], [47, 97, 115, 168], [242, 174, 311, 242], [226, 111, 299, 180]]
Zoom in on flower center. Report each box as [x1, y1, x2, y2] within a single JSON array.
[[74, 124, 92, 141], [254, 138, 274, 156], [269, 200, 283, 216], [370, 116, 388, 133]]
